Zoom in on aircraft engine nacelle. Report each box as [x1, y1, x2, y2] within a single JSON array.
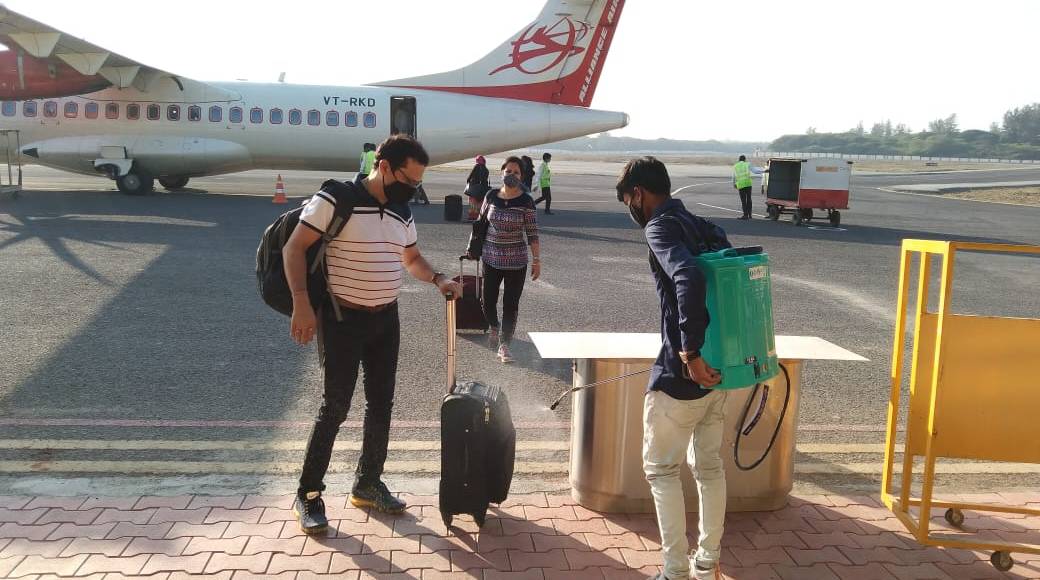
[[0, 50, 112, 99]]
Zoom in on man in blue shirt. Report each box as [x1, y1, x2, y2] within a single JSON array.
[[616, 157, 731, 580]]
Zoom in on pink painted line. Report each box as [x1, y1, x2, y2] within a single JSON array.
[[0, 418, 571, 429]]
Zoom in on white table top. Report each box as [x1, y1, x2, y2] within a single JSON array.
[[528, 332, 867, 362]]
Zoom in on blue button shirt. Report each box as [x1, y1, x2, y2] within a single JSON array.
[[644, 199, 731, 400]]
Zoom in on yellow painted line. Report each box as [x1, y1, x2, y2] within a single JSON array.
[[0, 461, 570, 475], [0, 439, 570, 452], [0, 439, 902, 454], [1, 460, 1037, 476], [795, 463, 1040, 475]]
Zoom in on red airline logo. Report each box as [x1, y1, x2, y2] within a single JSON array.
[[490, 16, 591, 76]]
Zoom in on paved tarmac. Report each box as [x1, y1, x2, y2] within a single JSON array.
[[1, 163, 1038, 498]]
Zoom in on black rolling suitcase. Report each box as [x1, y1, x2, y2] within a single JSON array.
[[439, 295, 516, 528], [444, 194, 463, 222], [453, 258, 488, 332]]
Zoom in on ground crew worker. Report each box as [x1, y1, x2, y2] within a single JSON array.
[[533, 152, 553, 215], [733, 155, 754, 220], [358, 143, 377, 181]]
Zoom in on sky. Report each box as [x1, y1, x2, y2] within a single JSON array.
[[9, 0, 1040, 142]]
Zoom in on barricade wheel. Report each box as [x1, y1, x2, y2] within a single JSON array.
[[767, 205, 780, 221], [829, 210, 841, 227], [991, 550, 1014, 572], [799, 208, 814, 221], [944, 508, 965, 528]]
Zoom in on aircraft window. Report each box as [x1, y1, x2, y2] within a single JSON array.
[[106, 103, 120, 119], [23, 102, 37, 117], [326, 110, 340, 127], [250, 107, 263, 124], [84, 102, 99, 119], [64, 102, 79, 118], [209, 105, 222, 122], [1, 102, 14, 117], [167, 104, 181, 121], [230, 107, 243, 123], [345, 111, 358, 127], [289, 109, 302, 125], [188, 105, 202, 121], [307, 110, 320, 126], [363, 112, 376, 128], [127, 104, 140, 120], [44, 101, 58, 118], [270, 108, 283, 124], [147, 104, 160, 120]]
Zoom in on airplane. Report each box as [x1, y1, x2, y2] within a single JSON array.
[[0, 0, 628, 194]]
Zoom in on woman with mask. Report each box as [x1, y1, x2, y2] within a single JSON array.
[[468, 156, 541, 363], [465, 155, 490, 221]]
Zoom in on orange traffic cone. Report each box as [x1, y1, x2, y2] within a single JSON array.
[[273, 174, 288, 204]]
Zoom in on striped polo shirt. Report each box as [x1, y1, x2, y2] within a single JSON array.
[[299, 187, 417, 307]]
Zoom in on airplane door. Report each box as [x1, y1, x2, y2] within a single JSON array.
[[390, 96, 416, 138]]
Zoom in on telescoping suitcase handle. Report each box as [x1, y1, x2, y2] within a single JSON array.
[[445, 293, 457, 394]]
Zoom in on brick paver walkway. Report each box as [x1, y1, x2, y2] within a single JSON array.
[[1, 493, 1037, 579]]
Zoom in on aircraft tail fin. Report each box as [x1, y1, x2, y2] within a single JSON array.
[[372, 0, 625, 108]]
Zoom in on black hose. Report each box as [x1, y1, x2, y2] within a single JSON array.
[[734, 362, 791, 471]]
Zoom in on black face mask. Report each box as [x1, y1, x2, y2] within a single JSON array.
[[628, 193, 648, 228], [384, 173, 417, 204]]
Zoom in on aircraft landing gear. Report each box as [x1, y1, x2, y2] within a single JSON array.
[[159, 176, 189, 191], [116, 172, 155, 195]]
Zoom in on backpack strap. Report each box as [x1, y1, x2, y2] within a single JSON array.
[[309, 179, 361, 322]]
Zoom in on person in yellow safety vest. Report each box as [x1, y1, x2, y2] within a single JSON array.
[[358, 143, 377, 181], [732, 155, 762, 220], [533, 152, 553, 215]]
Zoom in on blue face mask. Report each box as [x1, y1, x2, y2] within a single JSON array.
[[503, 173, 521, 189]]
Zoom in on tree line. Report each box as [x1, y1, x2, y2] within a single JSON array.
[[770, 104, 1040, 160]]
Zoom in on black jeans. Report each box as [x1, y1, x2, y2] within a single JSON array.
[[738, 186, 753, 217], [534, 187, 551, 211], [298, 302, 399, 494], [482, 263, 527, 345]]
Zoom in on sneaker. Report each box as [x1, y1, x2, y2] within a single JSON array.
[[693, 561, 722, 580], [488, 327, 500, 351], [545, 209, 553, 215], [497, 344, 514, 363], [349, 480, 407, 514], [292, 491, 329, 535]]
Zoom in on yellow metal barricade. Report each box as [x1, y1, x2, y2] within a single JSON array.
[[883, 239, 1040, 572]]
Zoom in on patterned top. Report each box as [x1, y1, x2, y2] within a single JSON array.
[[299, 188, 417, 307], [481, 190, 539, 271]]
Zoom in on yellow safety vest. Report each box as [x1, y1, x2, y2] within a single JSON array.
[[539, 162, 552, 188], [733, 161, 753, 189], [361, 150, 376, 174]]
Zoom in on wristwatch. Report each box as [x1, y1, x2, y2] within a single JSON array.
[[678, 351, 700, 364]]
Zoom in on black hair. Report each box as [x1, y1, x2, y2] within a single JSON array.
[[616, 156, 671, 202], [542, 152, 552, 161], [738, 154, 746, 161], [375, 134, 430, 171], [501, 156, 524, 172]]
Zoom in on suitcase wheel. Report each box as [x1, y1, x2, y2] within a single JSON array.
[[473, 510, 487, 528], [441, 511, 453, 530]]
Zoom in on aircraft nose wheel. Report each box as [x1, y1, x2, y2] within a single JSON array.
[[116, 172, 155, 195], [991, 550, 1014, 572]]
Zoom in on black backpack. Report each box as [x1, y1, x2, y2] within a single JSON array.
[[256, 179, 360, 320]]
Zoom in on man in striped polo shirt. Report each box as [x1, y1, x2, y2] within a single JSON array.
[[282, 135, 461, 534]]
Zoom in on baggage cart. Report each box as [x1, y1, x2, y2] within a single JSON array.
[[762, 157, 851, 226]]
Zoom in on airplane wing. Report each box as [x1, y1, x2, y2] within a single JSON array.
[[0, 4, 239, 101]]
